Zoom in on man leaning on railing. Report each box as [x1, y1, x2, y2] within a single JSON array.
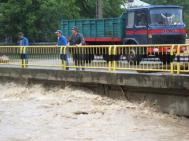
[[68, 26, 86, 71]]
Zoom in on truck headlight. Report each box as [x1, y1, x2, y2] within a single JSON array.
[[148, 34, 152, 39]]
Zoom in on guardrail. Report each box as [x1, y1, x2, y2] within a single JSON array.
[[0, 45, 188, 74], [0, 46, 21, 66]]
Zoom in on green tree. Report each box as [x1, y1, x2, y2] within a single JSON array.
[[0, 0, 80, 43], [0, 0, 126, 44], [75, 0, 126, 18], [103, 0, 125, 18]]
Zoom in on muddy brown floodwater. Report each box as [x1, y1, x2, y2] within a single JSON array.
[[0, 80, 189, 141]]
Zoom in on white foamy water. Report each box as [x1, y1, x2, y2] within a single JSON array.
[[0, 81, 189, 141]]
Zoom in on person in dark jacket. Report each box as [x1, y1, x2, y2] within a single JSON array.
[[68, 26, 86, 70], [69, 26, 85, 46]]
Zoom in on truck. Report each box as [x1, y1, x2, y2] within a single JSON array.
[[61, 5, 187, 64]]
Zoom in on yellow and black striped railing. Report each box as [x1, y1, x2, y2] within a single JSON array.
[[0, 45, 188, 74]]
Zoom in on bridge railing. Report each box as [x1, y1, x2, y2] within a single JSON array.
[[174, 45, 189, 74], [0, 45, 188, 74], [0, 46, 21, 67], [24, 46, 61, 68], [65, 45, 111, 70]]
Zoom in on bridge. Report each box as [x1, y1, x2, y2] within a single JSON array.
[[0, 44, 189, 116]]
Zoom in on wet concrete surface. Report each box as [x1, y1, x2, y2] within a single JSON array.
[[0, 80, 189, 141]]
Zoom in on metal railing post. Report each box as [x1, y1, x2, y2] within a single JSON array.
[[176, 45, 181, 74], [60, 46, 67, 70], [112, 45, 117, 71], [60, 46, 63, 69], [108, 46, 112, 71], [188, 45, 189, 72], [20, 47, 27, 68], [20, 47, 23, 68], [170, 45, 174, 74]]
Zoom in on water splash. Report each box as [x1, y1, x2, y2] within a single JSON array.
[[0, 80, 189, 141]]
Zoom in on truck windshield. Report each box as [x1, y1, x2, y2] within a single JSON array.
[[150, 8, 183, 26]]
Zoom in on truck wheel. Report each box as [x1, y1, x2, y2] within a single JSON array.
[[158, 53, 173, 65], [126, 49, 142, 65], [103, 54, 110, 62], [102, 54, 121, 62]]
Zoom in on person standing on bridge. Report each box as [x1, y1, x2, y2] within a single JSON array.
[[55, 30, 69, 70], [18, 32, 29, 67], [55, 30, 67, 46], [18, 32, 29, 46], [69, 26, 85, 46], [68, 26, 86, 70]]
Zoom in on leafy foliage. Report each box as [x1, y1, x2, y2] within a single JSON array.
[[0, 0, 126, 43], [75, 0, 125, 18], [0, 0, 80, 43]]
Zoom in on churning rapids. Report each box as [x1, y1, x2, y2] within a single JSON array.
[[0, 80, 189, 141]]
